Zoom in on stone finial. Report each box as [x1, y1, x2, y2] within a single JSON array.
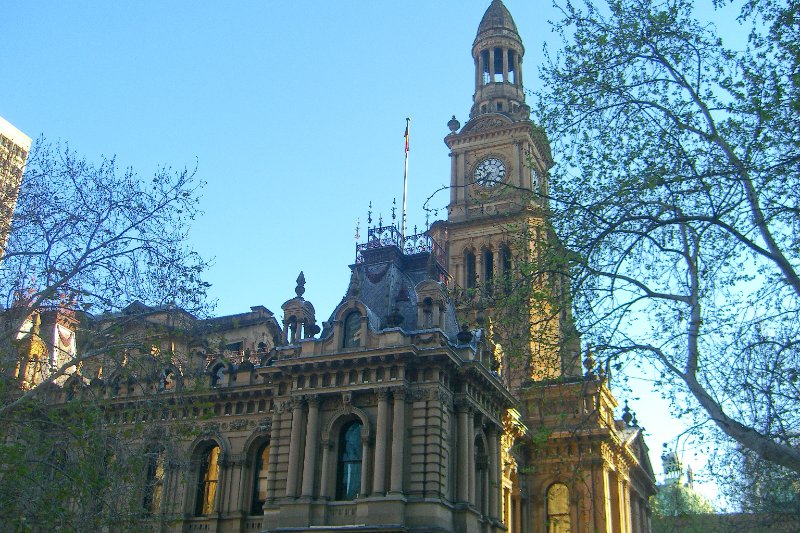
[[295, 271, 306, 297], [622, 400, 633, 425], [448, 115, 460, 133]]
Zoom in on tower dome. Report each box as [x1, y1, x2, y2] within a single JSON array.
[[470, 0, 528, 119], [475, 0, 519, 41]]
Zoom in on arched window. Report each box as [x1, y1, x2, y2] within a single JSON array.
[[343, 311, 361, 348], [159, 369, 175, 391], [483, 249, 494, 294], [250, 441, 270, 515], [110, 376, 121, 397], [501, 245, 512, 294], [546, 483, 571, 533], [336, 421, 363, 500], [465, 250, 477, 289], [143, 448, 166, 514], [211, 365, 225, 387], [195, 445, 220, 516]]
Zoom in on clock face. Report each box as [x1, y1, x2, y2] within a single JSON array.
[[473, 157, 506, 187]]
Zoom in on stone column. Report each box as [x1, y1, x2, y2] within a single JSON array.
[[592, 464, 611, 533], [489, 48, 496, 80], [617, 476, 628, 533], [623, 480, 632, 533], [319, 438, 332, 499], [488, 425, 500, 519], [456, 403, 470, 503], [266, 412, 281, 502], [372, 388, 390, 495], [390, 388, 406, 493], [467, 411, 475, 506], [360, 434, 371, 498], [285, 398, 305, 497], [301, 396, 320, 498], [502, 47, 509, 82]]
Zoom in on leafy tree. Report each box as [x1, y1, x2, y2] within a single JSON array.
[[651, 483, 714, 517], [536, 0, 800, 474], [0, 139, 211, 529], [0, 139, 210, 410]]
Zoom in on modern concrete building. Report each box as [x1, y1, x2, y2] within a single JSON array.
[[0, 115, 31, 264], [19, 2, 657, 532]]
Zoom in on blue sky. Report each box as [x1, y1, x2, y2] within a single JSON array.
[[3, 0, 740, 503]]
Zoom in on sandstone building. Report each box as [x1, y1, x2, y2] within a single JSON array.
[[13, 2, 656, 532]]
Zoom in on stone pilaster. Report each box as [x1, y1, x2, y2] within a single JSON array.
[[389, 387, 406, 494], [301, 396, 320, 498], [319, 438, 332, 499], [372, 388, 390, 495], [488, 424, 500, 520], [285, 397, 305, 497], [456, 402, 470, 503]]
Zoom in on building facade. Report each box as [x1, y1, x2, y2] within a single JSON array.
[[0, 115, 31, 264], [21, 2, 656, 532]]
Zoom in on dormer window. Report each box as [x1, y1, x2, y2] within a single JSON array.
[[343, 311, 361, 348]]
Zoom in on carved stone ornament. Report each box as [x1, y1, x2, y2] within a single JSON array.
[[342, 391, 352, 406], [257, 417, 272, 431], [229, 419, 248, 431], [468, 117, 507, 133], [201, 422, 220, 436]]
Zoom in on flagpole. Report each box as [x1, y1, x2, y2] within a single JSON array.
[[402, 117, 410, 241]]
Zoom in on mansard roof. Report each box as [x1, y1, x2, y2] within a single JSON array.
[[321, 252, 459, 340]]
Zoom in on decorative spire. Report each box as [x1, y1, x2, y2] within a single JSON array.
[[367, 201, 373, 226], [295, 271, 306, 298], [470, 0, 527, 119], [622, 400, 633, 425]]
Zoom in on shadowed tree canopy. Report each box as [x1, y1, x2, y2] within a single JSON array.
[[0, 139, 211, 407], [536, 0, 800, 473]]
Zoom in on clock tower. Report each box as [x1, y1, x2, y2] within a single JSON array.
[[430, 0, 580, 384]]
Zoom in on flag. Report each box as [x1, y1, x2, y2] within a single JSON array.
[[404, 119, 410, 153]]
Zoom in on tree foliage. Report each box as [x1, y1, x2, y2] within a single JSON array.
[[0, 140, 210, 407], [537, 0, 800, 473], [0, 140, 211, 529]]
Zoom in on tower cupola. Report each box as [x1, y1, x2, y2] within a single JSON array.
[[471, 0, 528, 119]]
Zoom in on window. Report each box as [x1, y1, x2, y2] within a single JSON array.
[[422, 297, 434, 328], [343, 311, 361, 348], [251, 442, 270, 515], [211, 365, 225, 387], [546, 483, 571, 533], [144, 448, 166, 514], [159, 369, 175, 391], [336, 421, 363, 500], [501, 246, 512, 294], [465, 251, 477, 289], [195, 445, 221, 516], [484, 249, 494, 294], [493, 47, 504, 82]]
